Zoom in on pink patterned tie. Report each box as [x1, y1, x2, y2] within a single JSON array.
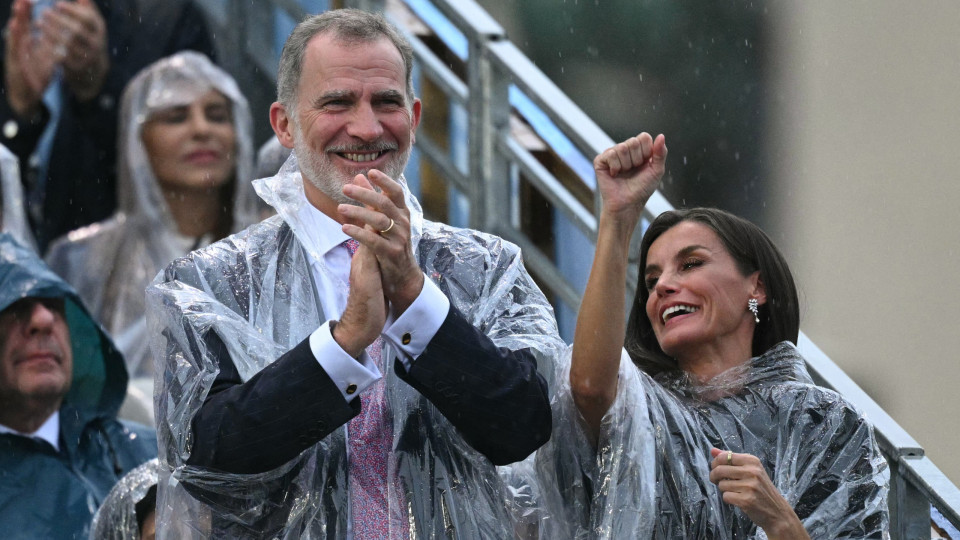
[[342, 239, 407, 538]]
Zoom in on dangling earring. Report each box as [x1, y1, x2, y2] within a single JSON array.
[[747, 298, 760, 323]]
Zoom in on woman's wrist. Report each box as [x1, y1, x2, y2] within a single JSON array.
[[598, 211, 641, 248], [761, 511, 809, 540]]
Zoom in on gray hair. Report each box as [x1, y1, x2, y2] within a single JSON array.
[[276, 9, 416, 110]]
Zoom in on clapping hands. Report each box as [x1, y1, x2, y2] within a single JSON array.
[[339, 170, 423, 317], [333, 171, 423, 357], [4, 0, 109, 117]]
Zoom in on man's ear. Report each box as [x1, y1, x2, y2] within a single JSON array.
[[750, 271, 767, 305], [269, 102, 295, 149], [409, 98, 422, 145]]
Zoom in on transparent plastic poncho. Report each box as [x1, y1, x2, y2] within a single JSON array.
[[146, 155, 564, 539], [537, 341, 889, 539], [90, 458, 160, 540], [45, 51, 258, 385], [0, 143, 36, 251]]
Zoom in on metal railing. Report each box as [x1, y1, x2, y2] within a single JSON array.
[[193, 0, 960, 536], [799, 335, 960, 538]]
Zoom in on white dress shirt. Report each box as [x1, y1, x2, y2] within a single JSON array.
[[0, 411, 60, 451]]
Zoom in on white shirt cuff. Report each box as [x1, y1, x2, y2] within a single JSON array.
[[309, 321, 382, 402], [382, 275, 450, 371]]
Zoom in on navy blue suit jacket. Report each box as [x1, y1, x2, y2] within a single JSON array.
[[187, 304, 551, 474]]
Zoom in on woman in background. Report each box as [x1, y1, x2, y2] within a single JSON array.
[[46, 52, 258, 403]]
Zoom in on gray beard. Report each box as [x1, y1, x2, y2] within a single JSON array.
[[293, 127, 409, 207]]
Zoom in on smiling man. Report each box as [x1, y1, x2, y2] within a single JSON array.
[[0, 233, 156, 539], [147, 9, 563, 539]]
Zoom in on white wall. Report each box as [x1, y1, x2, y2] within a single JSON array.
[[768, 2, 960, 484]]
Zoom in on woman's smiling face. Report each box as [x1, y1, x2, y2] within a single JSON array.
[[141, 89, 236, 192], [643, 220, 764, 364]]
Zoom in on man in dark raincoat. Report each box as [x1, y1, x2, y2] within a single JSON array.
[[0, 233, 157, 539]]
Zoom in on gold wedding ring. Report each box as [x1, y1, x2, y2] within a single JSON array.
[[379, 218, 395, 235], [726, 451, 733, 465]]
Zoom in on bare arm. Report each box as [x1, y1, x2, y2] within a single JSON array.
[[570, 133, 667, 442]]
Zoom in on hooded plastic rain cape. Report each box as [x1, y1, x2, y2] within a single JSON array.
[[0, 234, 157, 539], [1, 143, 35, 251], [146, 155, 564, 539], [537, 341, 889, 539], [46, 51, 258, 387]]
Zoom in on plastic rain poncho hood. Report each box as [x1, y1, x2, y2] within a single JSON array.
[[537, 341, 889, 539], [1, 143, 35, 251], [90, 458, 160, 540], [146, 155, 564, 539], [45, 51, 258, 384], [0, 234, 157, 539]]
